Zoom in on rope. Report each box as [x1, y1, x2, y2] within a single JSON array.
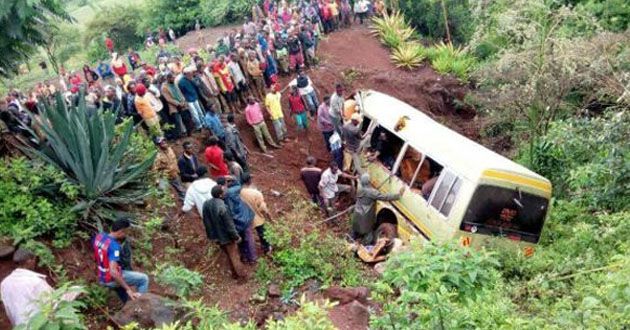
[[310, 205, 356, 226]]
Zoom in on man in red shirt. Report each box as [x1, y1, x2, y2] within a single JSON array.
[[205, 136, 230, 178], [288, 86, 309, 140]]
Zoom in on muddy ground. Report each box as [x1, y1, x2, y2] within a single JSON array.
[[0, 24, 477, 329]]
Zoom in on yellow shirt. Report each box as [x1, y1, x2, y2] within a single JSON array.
[[265, 92, 284, 120], [135, 95, 158, 122], [329, 2, 339, 16], [240, 187, 268, 227]]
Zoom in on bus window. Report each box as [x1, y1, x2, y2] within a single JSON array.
[[366, 126, 403, 171], [460, 185, 549, 243], [430, 171, 455, 211], [360, 116, 372, 134], [439, 178, 462, 217]]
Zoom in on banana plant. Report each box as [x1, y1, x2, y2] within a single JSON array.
[[25, 93, 156, 230]]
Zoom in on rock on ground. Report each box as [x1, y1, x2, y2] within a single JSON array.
[[113, 293, 183, 328], [329, 300, 370, 330], [323, 286, 370, 305]]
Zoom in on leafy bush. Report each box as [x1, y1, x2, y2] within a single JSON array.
[[200, 0, 250, 27], [519, 112, 630, 212], [84, 4, 144, 55], [153, 264, 204, 298], [371, 11, 414, 49], [15, 284, 85, 330], [266, 296, 337, 330], [0, 157, 78, 245], [398, 0, 476, 44], [141, 0, 202, 36], [370, 240, 511, 329], [264, 194, 363, 294], [26, 94, 156, 229]]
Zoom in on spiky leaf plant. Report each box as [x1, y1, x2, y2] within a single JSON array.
[[391, 42, 426, 69], [25, 93, 156, 229]]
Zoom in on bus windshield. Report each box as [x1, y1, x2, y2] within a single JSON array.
[[460, 185, 548, 243]]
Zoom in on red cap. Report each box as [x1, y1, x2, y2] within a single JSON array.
[[135, 84, 146, 96]]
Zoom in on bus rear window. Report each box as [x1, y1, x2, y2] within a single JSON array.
[[460, 185, 548, 243]]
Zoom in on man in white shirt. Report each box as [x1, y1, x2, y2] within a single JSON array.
[[227, 53, 249, 105], [182, 166, 217, 217], [319, 161, 357, 214], [1, 254, 81, 326]]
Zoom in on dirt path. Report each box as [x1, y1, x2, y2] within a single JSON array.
[[0, 24, 478, 329]]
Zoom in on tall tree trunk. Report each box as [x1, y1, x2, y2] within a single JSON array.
[[441, 0, 452, 45]]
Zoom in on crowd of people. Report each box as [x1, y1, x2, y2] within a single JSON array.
[[0, 0, 393, 325]]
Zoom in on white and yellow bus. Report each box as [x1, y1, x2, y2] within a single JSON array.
[[352, 90, 551, 256]]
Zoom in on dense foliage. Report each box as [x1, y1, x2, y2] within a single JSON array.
[[153, 264, 204, 298], [0, 157, 78, 246], [26, 95, 156, 229], [141, 0, 202, 35], [398, 0, 475, 44], [0, 0, 72, 76], [200, 0, 250, 27], [261, 194, 364, 297], [84, 4, 144, 59]]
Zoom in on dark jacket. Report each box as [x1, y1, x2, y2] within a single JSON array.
[[177, 154, 199, 183], [202, 198, 239, 245], [223, 183, 254, 232], [177, 77, 199, 103]]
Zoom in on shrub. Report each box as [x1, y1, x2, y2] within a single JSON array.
[[26, 94, 156, 229], [428, 42, 475, 81], [84, 4, 144, 55], [266, 296, 337, 330], [141, 0, 202, 36], [15, 284, 86, 330], [200, 0, 250, 27], [264, 192, 364, 293], [0, 157, 78, 245], [153, 264, 204, 298], [390, 42, 426, 69]]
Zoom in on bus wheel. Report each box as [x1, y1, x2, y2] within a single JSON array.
[[376, 208, 398, 226]]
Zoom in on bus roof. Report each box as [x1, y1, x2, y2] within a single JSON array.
[[357, 90, 551, 186]]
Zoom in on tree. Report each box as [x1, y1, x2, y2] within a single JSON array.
[[0, 0, 72, 77], [141, 0, 202, 35], [84, 4, 144, 56], [42, 24, 83, 75], [398, 0, 475, 44]]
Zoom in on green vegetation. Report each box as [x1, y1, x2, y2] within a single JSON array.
[[0, 157, 78, 246], [0, 0, 71, 77], [398, 0, 475, 45], [26, 95, 156, 229], [83, 4, 144, 58], [261, 193, 365, 297], [153, 264, 205, 298]]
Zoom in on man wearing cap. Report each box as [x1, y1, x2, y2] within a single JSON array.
[[134, 83, 162, 137], [153, 137, 185, 202], [178, 67, 205, 130], [342, 113, 365, 173], [246, 52, 266, 99], [351, 173, 404, 245]]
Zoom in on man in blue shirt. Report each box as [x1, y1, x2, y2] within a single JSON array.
[[203, 103, 226, 141], [217, 176, 257, 263], [97, 59, 115, 82], [177, 67, 205, 130], [92, 219, 149, 302]]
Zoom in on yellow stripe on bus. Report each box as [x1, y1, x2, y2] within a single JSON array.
[[482, 170, 552, 195]]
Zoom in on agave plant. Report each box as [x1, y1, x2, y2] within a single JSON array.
[[391, 42, 426, 69], [381, 29, 405, 49], [25, 93, 156, 229], [428, 42, 476, 81], [371, 11, 408, 37]]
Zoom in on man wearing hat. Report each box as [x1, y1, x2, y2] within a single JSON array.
[[342, 112, 366, 173], [153, 137, 185, 202]]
